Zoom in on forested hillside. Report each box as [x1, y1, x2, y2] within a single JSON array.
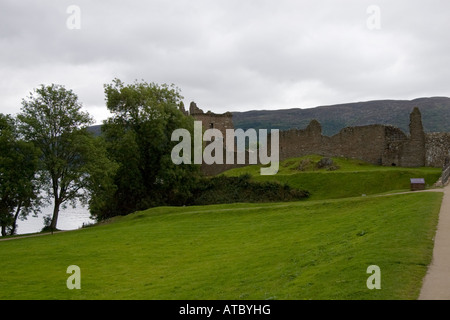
[[232, 97, 450, 136]]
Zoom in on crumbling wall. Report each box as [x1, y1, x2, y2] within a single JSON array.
[[277, 108, 433, 168], [189, 102, 233, 137], [382, 126, 408, 166], [425, 132, 450, 167], [327, 125, 386, 165], [278, 124, 323, 160], [189, 102, 450, 175], [279, 123, 392, 165]]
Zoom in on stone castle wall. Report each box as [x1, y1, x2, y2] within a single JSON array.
[[188, 102, 450, 175], [275, 107, 442, 168], [276, 123, 409, 166], [425, 132, 450, 167], [188, 101, 233, 134]]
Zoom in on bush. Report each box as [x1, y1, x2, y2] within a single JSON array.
[[192, 174, 309, 205], [41, 214, 58, 232]]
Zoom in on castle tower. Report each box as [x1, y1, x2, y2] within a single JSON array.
[[189, 101, 203, 115], [188, 101, 236, 176], [399, 107, 426, 167], [188, 101, 234, 138], [409, 107, 425, 142]]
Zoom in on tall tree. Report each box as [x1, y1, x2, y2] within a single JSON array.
[[0, 114, 40, 236], [93, 79, 199, 219], [17, 84, 109, 231]]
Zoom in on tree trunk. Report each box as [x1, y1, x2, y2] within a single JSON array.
[[50, 199, 61, 231], [1, 225, 6, 237], [10, 202, 22, 236]]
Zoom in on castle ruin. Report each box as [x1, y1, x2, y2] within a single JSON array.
[[185, 102, 450, 175], [183, 101, 234, 135]]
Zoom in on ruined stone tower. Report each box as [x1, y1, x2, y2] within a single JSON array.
[[400, 107, 426, 167], [188, 101, 234, 138]]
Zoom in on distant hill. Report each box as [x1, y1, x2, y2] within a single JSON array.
[[232, 97, 450, 136], [87, 125, 102, 136]]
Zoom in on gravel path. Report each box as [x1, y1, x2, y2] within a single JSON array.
[[419, 183, 450, 300], [0, 230, 69, 242]]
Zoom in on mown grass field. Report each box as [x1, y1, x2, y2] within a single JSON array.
[[224, 155, 442, 200], [0, 191, 443, 300]]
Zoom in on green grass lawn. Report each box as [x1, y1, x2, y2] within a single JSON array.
[[0, 192, 442, 300], [224, 155, 442, 200]]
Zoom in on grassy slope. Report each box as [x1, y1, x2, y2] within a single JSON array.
[[0, 192, 443, 300], [223, 155, 442, 200]]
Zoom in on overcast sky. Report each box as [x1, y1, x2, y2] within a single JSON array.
[[1, 0, 450, 124]]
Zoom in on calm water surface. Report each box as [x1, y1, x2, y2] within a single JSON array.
[[15, 203, 95, 235]]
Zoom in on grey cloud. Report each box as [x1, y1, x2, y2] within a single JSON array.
[[1, 0, 450, 121]]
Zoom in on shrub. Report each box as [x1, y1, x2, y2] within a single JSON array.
[[192, 174, 309, 205]]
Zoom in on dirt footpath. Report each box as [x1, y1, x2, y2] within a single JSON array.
[[0, 230, 69, 242], [419, 183, 450, 300]]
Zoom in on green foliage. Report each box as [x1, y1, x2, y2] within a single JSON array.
[[17, 84, 113, 230], [192, 174, 309, 205], [0, 114, 40, 236], [41, 215, 53, 232], [92, 79, 200, 220]]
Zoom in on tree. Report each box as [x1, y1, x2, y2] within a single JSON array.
[[0, 114, 40, 236], [93, 79, 199, 219], [17, 84, 113, 231]]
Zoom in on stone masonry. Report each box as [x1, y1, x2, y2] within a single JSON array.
[[187, 103, 450, 175], [188, 101, 233, 136]]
